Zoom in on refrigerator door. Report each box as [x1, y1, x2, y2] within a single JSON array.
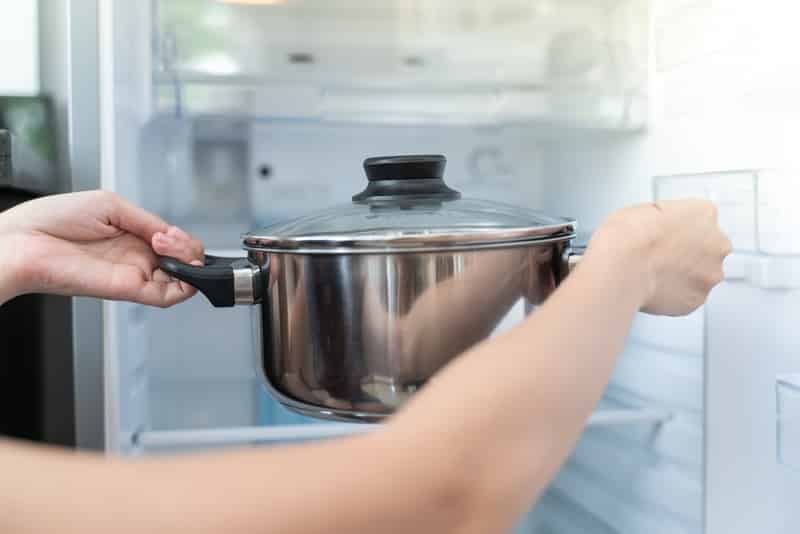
[[706, 266, 800, 534]]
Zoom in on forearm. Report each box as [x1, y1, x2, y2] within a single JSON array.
[[2, 243, 638, 534], [1, 433, 466, 534], [0, 440, 117, 532], [388, 232, 646, 529]]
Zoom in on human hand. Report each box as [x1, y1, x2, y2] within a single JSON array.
[[0, 190, 204, 307], [586, 199, 732, 316]]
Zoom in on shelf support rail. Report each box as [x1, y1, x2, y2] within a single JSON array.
[[134, 408, 672, 451]]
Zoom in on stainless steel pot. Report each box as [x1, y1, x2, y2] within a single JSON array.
[[160, 155, 579, 422]]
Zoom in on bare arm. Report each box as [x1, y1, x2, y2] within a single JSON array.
[[0, 238, 629, 534], [0, 191, 203, 307], [0, 199, 729, 534]]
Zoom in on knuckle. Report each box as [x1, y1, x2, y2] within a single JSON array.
[[95, 189, 119, 204], [98, 190, 125, 213]]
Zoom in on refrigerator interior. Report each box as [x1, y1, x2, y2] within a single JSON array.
[[102, 0, 800, 533]]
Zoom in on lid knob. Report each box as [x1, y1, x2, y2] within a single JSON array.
[[354, 154, 460, 203], [364, 155, 446, 181]]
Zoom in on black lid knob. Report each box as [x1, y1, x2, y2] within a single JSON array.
[[363, 155, 446, 181], [354, 154, 460, 203]]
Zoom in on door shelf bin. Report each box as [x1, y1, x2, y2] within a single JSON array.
[[655, 169, 800, 257]]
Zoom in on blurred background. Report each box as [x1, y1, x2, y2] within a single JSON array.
[[2, 1, 800, 533]]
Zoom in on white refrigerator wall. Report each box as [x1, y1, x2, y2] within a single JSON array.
[[531, 2, 800, 533]]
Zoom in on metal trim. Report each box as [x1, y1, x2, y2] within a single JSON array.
[[41, 0, 105, 451], [243, 233, 577, 255], [243, 220, 577, 253], [232, 264, 258, 305]]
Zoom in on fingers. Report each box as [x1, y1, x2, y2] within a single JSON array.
[[118, 266, 198, 308], [150, 227, 204, 306], [99, 192, 204, 265], [152, 226, 205, 265], [134, 279, 198, 308], [151, 268, 176, 283], [106, 193, 171, 242], [166, 225, 204, 259], [67, 260, 197, 307]]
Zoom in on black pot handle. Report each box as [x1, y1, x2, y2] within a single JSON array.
[[158, 255, 263, 308]]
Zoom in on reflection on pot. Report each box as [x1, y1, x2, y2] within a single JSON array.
[[259, 243, 562, 419]]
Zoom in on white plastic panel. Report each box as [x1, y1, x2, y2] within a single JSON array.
[[570, 428, 702, 524], [138, 117, 254, 225], [600, 399, 704, 469], [247, 122, 547, 225], [724, 254, 800, 290], [630, 309, 705, 357], [613, 345, 703, 412], [145, 303, 254, 382], [705, 283, 800, 534], [549, 462, 694, 534], [533, 307, 705, 534], [531, 491, 617, 534], [148, 378, 258, 430]]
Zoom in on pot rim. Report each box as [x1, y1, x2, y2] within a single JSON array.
[[242, 223, 577, 254]]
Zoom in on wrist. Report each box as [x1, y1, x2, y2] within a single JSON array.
[[581, 220, 653, 310]]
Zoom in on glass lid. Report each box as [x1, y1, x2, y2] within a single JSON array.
[[243, 155, 576, 253]]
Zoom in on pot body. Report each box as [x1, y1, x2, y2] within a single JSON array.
[[249, 239, 571, 422]]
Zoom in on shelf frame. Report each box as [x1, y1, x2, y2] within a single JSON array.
[[134, 408, 672, 451]]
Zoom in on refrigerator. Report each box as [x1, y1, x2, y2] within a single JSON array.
[[46, 0, 800, 532]]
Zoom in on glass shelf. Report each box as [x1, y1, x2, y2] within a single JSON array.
[[133, 408, 671, 452], [152, 0, 648, 129]]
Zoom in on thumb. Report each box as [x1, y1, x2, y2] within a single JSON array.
[[152, 230, 204, 265]]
